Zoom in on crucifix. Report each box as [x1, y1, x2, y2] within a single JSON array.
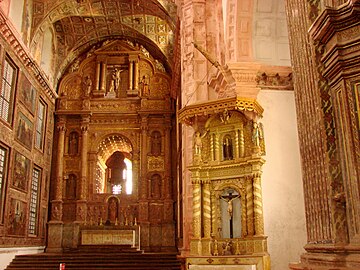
[[220, 191, 240, 238]]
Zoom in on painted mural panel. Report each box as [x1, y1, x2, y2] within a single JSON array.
[[12, 151, 30, 192], [7, 198, 27, 236], [16, 112, 33, 150]]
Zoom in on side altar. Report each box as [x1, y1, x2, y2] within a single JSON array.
[[179, 96, 270, 270]]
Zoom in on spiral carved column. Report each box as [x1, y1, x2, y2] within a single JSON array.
[[192, 179, 202, 239], [253, 173, 264, 235], [203, 180, 211, 238]]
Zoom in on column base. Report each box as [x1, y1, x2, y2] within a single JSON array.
[[289, 250, 360, 270], [46, 222, 64, 253]]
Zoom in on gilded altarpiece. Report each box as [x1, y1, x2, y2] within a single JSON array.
[[48, 40, 176, 252], [179, 98, 270, 270]]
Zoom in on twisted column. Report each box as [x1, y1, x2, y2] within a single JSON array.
[[246, 176, 254, 236], [239, 128, 245, 158], [192, 179, 202, 239], [203, 180, 211, 238], [253, 173, 264, 235], [235, 129, 239, 158], [214, 134, 220, 161]]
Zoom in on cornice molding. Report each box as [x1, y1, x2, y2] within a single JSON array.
[[178, 97, 263, 125]]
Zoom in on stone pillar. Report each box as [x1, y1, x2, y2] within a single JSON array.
[[253, 173, 264, 236], [47, 116, 66, 253], [202, 180, 211, 239], [286, 1, 360, 269], [246, 176, 254, 236]]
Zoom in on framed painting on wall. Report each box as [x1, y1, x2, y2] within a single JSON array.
[[7, 198, 27, 236], [16, 112, 33, 150], [19, 74, 37, 114], [12, 151, 30, 192]]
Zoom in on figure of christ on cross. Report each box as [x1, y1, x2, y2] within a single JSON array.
[[220, 192, 240, 238]]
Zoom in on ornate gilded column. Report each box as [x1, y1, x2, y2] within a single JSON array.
[[192, 178, 202, 239], [80, 116, 89, 200], [211, 191, 219, 237], [235, 129, 239, 159], [246, 176, 254, 236], [134, 59, 139, 92], [164, 116, 172, 199], [54, 116, 66, 204], [253, 173, 264, 235], [76, 116, 89, 223], [239, 127, 245, 158], [101, 62, 107, 91], [210, 133, 215, 161], [202, 180, 211, 238], [139, 115, 149, 222], [214, 134, 220, 161], [128, 60, 134, 90], [95, 62, 101, 91]]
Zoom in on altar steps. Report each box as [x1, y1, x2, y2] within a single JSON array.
[[5, 251, 181, 270]]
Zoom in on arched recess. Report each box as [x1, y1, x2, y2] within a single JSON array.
[[96, 134, 134, 195], [40, 27, 55, 80]]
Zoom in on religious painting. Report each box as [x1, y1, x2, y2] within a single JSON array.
[[19, 74, 37, 114], [16, 112, 34, 150], [7, 198, 27, 236], [12, 151, 30, 192]]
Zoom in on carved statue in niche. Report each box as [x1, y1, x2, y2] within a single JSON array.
[[83, 75, 92, 97], [107, 197, 119, 223], [150, 174, 161, 199], [68, 131, 79, 155], [66, 174, 77, 199], [252, 121, 265, 154], [140, 75, 150, 96], [223, 135, 233, 160], [151, 131, 161, 156], [193, 130, 208, 156]]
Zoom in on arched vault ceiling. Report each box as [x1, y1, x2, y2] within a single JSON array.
[[31, 0, 176, 79]]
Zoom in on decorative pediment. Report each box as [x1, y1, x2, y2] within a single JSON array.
[[94, 40, 139, 55]]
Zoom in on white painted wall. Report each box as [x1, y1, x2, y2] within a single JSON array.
[[0, 246, 45, 270], [8, 0, 25, 35], [257, 90, 306, 270]]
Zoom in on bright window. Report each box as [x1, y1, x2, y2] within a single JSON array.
[[29, 167, 41, 235], [0, 57, 17, 123]]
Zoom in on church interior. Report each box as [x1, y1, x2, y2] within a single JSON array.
[[0, 0, 359, 269]]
